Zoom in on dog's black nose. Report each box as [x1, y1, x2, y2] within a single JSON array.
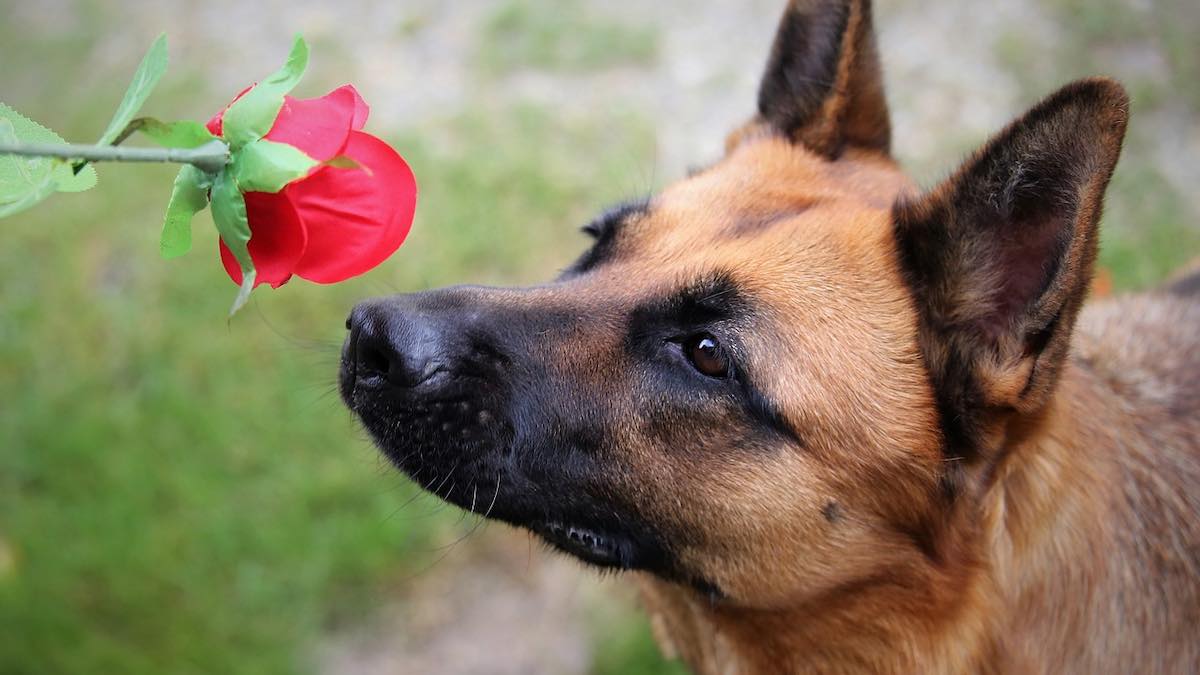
[[345, 300, 445, 389]]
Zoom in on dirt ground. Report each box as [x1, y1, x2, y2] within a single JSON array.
[[318, 527, 607, 675]]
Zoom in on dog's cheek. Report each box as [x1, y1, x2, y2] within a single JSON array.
[[631, 437, 927, 608], [615, 421, 837, 602], [682, 460, 837, 602]]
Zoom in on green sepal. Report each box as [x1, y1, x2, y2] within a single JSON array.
[[0, 104, 97, 204], [220, 35, 309, 150], [210, 169, 256, 316], [322, 154, 367, 173], [160, 164, 211, 258], [96, 34, 168, 147], [137, 118, 218, 149], [230, 138, 316, 193]]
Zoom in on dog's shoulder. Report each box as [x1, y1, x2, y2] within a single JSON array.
[[1074, 278, 1200, 418], [1066, 276, 1200, 665]]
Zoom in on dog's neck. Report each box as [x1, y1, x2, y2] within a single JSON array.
[[637, 359, 1156, 674]]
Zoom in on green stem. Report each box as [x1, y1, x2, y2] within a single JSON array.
[[0, 138, 228, 174]]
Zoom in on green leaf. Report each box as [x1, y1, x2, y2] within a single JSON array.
[[0, 118, 39, 203], [137, 118, 217, 149], [160, 164, 211, 258], [0, 174, 56, 219], [96, 33, 168, 147], [230, 139, 316, 193], [0, 103, 98, 201], [0, 108, 58, 216], [221, 35, 309, 149], [51, 158, 97, 192], [210, 168, 256, 315]]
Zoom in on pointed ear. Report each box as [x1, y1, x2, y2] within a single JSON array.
[[753, 0, 890, 157], [894, 79, 1129, 458]]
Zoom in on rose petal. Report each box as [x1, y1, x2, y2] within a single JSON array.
[[288, 131, 416, 284], [219, 191, 308, 288], [206, 84, 367, 159], [265, 85, 368, 161], [348, 85, 370, 131]]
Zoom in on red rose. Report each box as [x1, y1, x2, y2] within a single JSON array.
[[206, 85, 416, 288]]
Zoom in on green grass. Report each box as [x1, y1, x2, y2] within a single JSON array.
[[479, 0, 659, 74], [1098, 164, 1200, 290], [0, 117, 661, 673], [390, 104, 657, 289], [0, 161, 439, 674], [0, 6, 664, 672]]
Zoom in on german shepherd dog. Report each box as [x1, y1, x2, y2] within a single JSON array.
[[340, 0, 1200, 672]]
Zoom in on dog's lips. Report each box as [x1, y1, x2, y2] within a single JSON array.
[[534, 521, 628, 567]]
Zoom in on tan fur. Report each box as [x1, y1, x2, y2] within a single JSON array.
[[602, 10, 1200, 669], [625, 140, 1199, 674], [611, 134, 976, 674]]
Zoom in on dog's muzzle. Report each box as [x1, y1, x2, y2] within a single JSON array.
[[339, 290, 514, 481], [336, 288, 695, 582]]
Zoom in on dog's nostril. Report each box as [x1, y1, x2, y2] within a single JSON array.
[[357, 339, 393, 378], [344, 299, 466, 389], [352, 328, 436, 388]]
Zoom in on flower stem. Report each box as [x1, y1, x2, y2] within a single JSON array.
[[0, 139, 228, 174]]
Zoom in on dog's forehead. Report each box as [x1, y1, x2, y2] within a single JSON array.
[[618, 137, 913, 282]]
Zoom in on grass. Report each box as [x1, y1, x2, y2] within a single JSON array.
[[0, 5, 664, 672], [1098, 164, 1200, 290], [0, 114, 662, 672], [0, 160, 436, 674]]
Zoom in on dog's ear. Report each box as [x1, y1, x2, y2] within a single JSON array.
[[752, 0, 890, 157], [894, 79, 1128, 458]]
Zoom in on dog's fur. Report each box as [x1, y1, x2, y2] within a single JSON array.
[[341, 1, 1200, 672]]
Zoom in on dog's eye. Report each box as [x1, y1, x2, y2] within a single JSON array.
[[683, 334, 730, 378]]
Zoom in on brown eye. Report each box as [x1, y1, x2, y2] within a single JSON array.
[[684, 334, 730, 378]]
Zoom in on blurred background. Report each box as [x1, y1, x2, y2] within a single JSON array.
[[2, 0, 1197, 673]]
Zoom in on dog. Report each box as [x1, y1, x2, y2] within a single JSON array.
[[339, 0, 1200, 672]]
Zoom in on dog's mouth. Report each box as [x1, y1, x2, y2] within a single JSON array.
[[345, 378, 727, 598], [342, 380, 635, 570], [533, 521, 631, 568]]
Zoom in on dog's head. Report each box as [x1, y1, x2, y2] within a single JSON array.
[[341, 0, 1127, 606]]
